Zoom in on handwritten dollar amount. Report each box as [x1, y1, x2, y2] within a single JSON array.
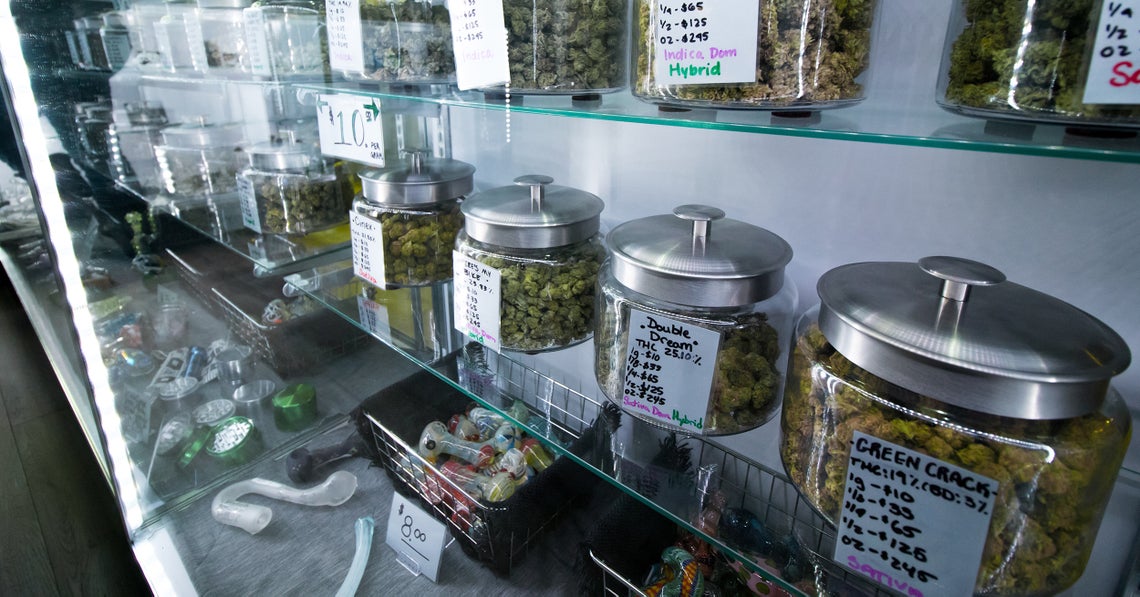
[[659, 1, 703, 14]]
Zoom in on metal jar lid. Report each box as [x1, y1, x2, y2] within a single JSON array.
[[359, 150, 474, 207], [198, 0, 255, 8], [461, 175, 604, 249], [160, 117, 243, 149], [607, 205, 792, 308], [816, 256, 1132, 420], [246, 135, 320, 171]]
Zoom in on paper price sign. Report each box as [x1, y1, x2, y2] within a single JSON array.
[[1084, 0, 1140, 104], [326, 0, 365, 72], [243, 8, 272, 76], [621, 310, 720, 432], [386, 491, 447, 582], [453, 251, 501, 352], [449, 0, 509, 89], [356, 294, 391, 337], [316, 94, 386, 166], [653, 0, 759, 85], [236, 175, 262, 233], [349, 210, 385, 287], [835, 432, 997, 596]]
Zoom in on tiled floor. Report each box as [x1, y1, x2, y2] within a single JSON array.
[[0, 271, 151, 596]]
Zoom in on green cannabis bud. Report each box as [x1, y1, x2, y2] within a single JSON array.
[[780, 323, 1129, 595], [374, 199, 463, 286], [357, 0, 455, 82], [502, 0, 628, 91], [249, 167, 351, 235]]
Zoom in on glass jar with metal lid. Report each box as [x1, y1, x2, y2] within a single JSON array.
[[351, 151, 473, 287], [779, 256, 1132, 596], [236, 130, 352, 235], [155, 117, 245, 196], [338, 0, 454, 84], [455, 175, 606, 353], [108, 102, 169, 193], [594, 205, 796, 436]]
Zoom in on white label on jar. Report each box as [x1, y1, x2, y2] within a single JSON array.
[[449, 0, 509, 90], [622, 309, 720, 432], [243, 7, 272, 76], [236, 174, 262, 233], [453, 251, 501, 353], [184, 15, 209, 71], [326, 0, 364, 72], [316, 93, 386, 166], [356, 294, 391, 337], [835, 431, 998, 596], [1083, 0, 1140, 104], [652, 0, 759, 85], [102, 32, 132, 70], [349, 210, 386, 287]]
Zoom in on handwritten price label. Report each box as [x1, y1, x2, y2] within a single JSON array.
[[653, 0, 758, 85], [356, 294, 391, 337], [621, 310, 719, 432], [835, 431, 997, 596], [236, 175, 262, 233], [349, 210, 386, 287], [453, 251, 501, 352], [326, 0, 365, 72], [385, 491, 447, 582], [1084, 0, 1140, 104], [448, 0, 509, 89], [316, 93, 386, 166], [243, 7, 272, 76]]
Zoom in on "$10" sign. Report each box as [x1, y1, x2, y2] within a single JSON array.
[[316, 93, 386, 166]]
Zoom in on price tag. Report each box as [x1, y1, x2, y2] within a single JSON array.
[[453, 251, 501, 352], [386, 491, 447, 582], [326, 0, 365, 72], [835, 431, 997, 596], [357, 294, 391, 337], [236, 174, 262, 233], [102, 32, 132, 70], [349, 210, 385, 287], [653, 0, 759, 85], [243, 7, 272, 76], [316, 93, 386, 166], [184, 15, 209, 71], [1083, 0, 1140, 104], [448, 0, 510, 89], [621, 310, 720, 432]]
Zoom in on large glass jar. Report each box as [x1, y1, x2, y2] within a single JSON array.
[[491, 0, 627, 94], [236, 132, 352, 235], [335, 0, 455, 83], [595, 205, 795, 436], [250, 0, 329, 78], [780, 256, 1132, 596], [155, 118, 245, 196], [632, 0, 876, 109], [351, 152, 473, 287], [455, 175, 606, 353], [196, 0, 255, 72], [108, 102, 170, 194], [938, 0, 1140, 128]]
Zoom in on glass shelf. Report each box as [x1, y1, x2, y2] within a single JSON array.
[[295, 82, 1140, 164]]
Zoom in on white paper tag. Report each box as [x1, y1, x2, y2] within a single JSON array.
[[236, 175, 262, 233], [102, 32, 132, 70], [357, 294, 391, 337], [386, 492, 447, 582], [834, 431, 998, 596], [1083, 0, 1140, 104], [449, 0, 510, 89], [243, 7, 272, 76], [453, 251, 501, 353], [184, 14, 209, 72], [349, 210, 385, 287], [621, 310, 720, 432], [317, 94, 386, 166], [653, 0, 759, 85], [326, 0, 365, 72]]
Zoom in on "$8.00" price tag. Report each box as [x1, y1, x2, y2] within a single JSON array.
[[316, 93, 386, 166], [386, 491, 448, 581]]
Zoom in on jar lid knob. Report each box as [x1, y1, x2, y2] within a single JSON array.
[[402, 147, 430, 174], [919, 256, 1006, 302], [673, 204, 725, 248], [513, 174, 554, 210]]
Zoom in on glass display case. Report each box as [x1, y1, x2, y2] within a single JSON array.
[[1, 0, 1138, 595]]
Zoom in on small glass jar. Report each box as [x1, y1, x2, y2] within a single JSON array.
[[251, 0, 328, 78], [196, 0, 255, 72], [108, 102, 169, 194], [338, 0, 455, 84], [938, 0, 1140, 128], [780, 257, 1132, 596], [236, 131, 352, 235], [99, 12, 134, 70], [595, 205, 796, 436], [352, 151, 473, 287], [155, 118, 245, 196], [456, 175, 606, 352], [632, 0, 876, 109], [492, 0, 627, 94]]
